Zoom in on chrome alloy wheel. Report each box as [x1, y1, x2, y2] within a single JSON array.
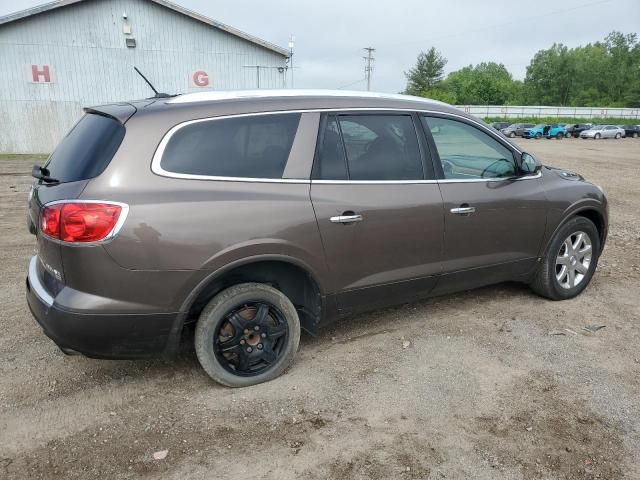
[[555, 231, 593, 289]]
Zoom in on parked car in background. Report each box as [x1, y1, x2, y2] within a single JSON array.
[[501, 123, 535, 138], [490, 122, 511, 131], [26, 90, 608, 387], [621, 125, 640, 138], [523, 124, 567, 139], [580, 125, 625, 139], [564, 124, 592, 138]]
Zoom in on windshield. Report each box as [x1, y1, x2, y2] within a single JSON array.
[[534, 124, 545, 129], [44, 113, 125, 183]]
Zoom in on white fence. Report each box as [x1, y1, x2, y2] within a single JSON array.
[[457, 105, 640, 120]]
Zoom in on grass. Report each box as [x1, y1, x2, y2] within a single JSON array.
[[0, 154, 49, 161]]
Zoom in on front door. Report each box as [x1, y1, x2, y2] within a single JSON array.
[[310, 112, 444, 315], [420, 114, 547, 293]]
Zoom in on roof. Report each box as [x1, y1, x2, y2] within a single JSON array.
[[0, 0, 289, 57], [168, 89, 449, 106]]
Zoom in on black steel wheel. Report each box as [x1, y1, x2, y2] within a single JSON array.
[[214, 301, 288, 376], [195, 283, 300, 387]]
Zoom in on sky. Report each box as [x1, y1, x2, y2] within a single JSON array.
[[1, 0, 638, 93]]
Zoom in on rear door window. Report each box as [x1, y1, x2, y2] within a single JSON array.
[[44, 113, 125, 183], [160, 113, 301, 179], [314, 114, 424, 181]]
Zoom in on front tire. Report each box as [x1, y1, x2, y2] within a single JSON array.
[[556, 132, 563, 140], [530, 217, 600, 300], [535, 132, 542, 139], [615, 133, 621, 139], [509, 132, 516, 138], [594, 133, 601, 139], [195, 283, 300, 387]]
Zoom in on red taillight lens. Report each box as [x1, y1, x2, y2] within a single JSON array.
[[41, 202, 123, 243]]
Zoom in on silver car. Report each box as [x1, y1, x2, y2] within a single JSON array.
[[580, 125, 625, 139]]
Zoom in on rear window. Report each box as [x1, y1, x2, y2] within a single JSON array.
[[160, 113, 301, 179], [44, 113, 125, 183]]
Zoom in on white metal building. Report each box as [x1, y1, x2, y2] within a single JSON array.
[[0, 0, 289, 153]]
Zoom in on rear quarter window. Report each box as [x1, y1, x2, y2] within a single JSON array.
[[44, 113, 125, 183], [159, 113, 301, 179]]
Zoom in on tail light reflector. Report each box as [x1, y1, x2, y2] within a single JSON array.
[[40, 202, 125, 243]]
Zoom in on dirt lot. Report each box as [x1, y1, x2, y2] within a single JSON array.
[[0, 138, 639, 479]]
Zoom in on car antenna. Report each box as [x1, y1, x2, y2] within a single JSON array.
[[133, 66, 173, 98]]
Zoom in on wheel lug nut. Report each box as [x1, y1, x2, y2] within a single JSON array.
[[257, 344, 263, 350], [246, 347, 252, 353], [261, 333, 267, 338], [243, 329, 250, 335], [240, 339, 245, 345], [254, 325, 260, 331]]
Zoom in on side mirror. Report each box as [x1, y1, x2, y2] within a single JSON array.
[[520, 152, 542, 175]]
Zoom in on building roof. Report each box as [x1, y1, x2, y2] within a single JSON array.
[[0, 0, 289, 57]]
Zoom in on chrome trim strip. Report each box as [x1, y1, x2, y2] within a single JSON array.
[[40, 200, 130, 246], [312, 179, 438, 185], [166, 89, 447, 105], [438, 171, 542, 183], [28, 255, 54, 306], [151, 107, 523, 183]]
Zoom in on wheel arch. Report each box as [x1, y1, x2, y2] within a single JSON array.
[[542, 204, 607, 259], [165, 255, 326, 355]]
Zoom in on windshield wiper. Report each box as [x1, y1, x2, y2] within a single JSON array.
[[31, 165, 60, 184]]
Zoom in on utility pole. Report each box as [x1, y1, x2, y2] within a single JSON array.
[[363, 47, 375, 91], [288, 35, 295, 88]]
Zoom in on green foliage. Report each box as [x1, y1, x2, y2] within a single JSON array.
[[404, 47, 447, 95], [404, 31, 640, 107]]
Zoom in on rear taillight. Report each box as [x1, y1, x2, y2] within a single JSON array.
[[40, 202, 125, 243]]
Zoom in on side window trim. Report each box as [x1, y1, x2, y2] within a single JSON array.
[[152, 111, 307, 183], [420, 113, 520, 182]]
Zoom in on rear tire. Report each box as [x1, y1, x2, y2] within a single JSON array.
[[509, 132, 516, 138], [615, 133, 621, 139], [195, 283, 300, 387], [535, 132, 542, 139], [594, 133, 601, 139], [530, 217, 600, 300], [556, 132, 563, 140]]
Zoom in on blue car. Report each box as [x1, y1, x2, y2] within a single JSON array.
[[522, 124, 567, 139]]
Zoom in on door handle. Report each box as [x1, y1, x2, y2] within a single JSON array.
[[330, 214, 363, 224], [450, 206, 476, 215]]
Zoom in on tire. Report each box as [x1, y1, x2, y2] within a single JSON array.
[[535, 132, 542, 139], [556, 133, 563, 140], [530, 216, 601, 301], [195, 283, 301, 387], [565, 132, 571, 138], [594, 133, 601, 139], [615, 133, 621, 139], [509, 132, 516, 138]]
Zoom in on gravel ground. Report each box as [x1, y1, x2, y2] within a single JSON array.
[[0, 137, 638, 479]]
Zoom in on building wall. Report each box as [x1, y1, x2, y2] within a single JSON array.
[[0, 0, 287, 153]]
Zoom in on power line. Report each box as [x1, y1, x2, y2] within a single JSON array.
[[336, 78, 366, 90], [364, 47, 375, 91]]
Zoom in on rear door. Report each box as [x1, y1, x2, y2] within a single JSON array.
[[310, 112, 444, 315], [420, 114, 547, 293]]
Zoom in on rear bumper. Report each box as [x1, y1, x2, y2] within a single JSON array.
[[26, 256, 178, 359]]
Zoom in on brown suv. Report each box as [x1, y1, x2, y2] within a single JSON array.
[[26, 90, 608, 387]]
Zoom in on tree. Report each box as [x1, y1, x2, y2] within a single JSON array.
[[444, 62, 517, 105], [404, 47, 447, 95]]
